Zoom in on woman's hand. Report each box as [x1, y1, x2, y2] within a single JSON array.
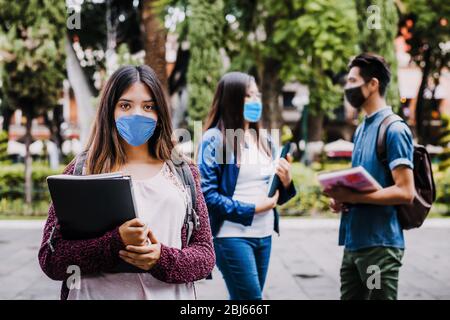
[[119, 218, 149, 246], [119, 229, 161, 271], [255, 190, 279, 213], [275, 154, 293, 189]]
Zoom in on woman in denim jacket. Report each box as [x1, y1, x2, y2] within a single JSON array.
[[197, 72, 297, 300]]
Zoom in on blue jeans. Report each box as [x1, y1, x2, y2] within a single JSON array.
[[213, 236, 272, 300]]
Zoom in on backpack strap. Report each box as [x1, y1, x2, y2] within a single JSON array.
[[166, 157, 200, 245], [180, 163, 198, 213], [376, 114, 404, 165], [73, 150, 88, 176]]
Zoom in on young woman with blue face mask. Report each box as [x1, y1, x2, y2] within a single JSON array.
[[197, 72, 297, 300], [38, 65, 215, 300]]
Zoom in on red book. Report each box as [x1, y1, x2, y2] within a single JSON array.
[[318, 166, 382, 192]]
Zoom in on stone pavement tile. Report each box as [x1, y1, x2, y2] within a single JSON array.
[[0, 229, 37, 261], [280, 219, 450, 300], [0, 220, 46, 230], [399, 229, 450, 299], [0, 255, 43, 299], [263, 237, 310, 300], [12, 273, 60, 300], [0, 240, 40, 277], [294, 276, 339, 300], [0, 227, 52, 300], [399, 265, 450, 299], [398, 285, 436, 300], [1, 219, 450, 300], [404, 229, 450, 283], [280, 229, 341, 299], [195, 266, 228, 300], [297, 236, 342, 276]]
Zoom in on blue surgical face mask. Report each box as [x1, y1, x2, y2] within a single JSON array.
[[115, 114, 157, 147], [243, 101, 263, 122]]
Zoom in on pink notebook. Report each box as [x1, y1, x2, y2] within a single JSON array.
[[318, 166, 382, 192]]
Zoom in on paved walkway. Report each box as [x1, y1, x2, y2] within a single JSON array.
[[1, 218, 450, 300]]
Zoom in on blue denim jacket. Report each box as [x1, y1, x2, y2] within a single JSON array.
[[197, 128, 297, 237], [339, 107, 414, 251]]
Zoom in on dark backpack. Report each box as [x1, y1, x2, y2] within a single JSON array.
[[73, 150, 200, 244], [376, 114, 436, 229]]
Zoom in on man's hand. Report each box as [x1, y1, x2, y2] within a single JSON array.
[[119, 229, 161, 271], [323, 186, 357, 204]]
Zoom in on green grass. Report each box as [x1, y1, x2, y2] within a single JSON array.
[[0, 198, 50, 217], [0, 160, 448, 220], [0, 214, 46, 220], [429, 203, 450, 218], [282, 161, 449, 218]]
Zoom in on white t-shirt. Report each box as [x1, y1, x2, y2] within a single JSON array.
[[67, 162, 196, 300], [216, 138, 276, 238]]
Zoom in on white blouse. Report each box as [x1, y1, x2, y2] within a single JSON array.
[[67, 162, 196, 300], [216, 139, 276, 238]]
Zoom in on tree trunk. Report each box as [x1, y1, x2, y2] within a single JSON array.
[[66, 35, 95, 148], [141, 0, 168, 95], [43, 109, 63, 167], [261, 58, 283, 129], [415, 45, 431, 144], [1, 107, 14, 132], [307, 110, 324, 142], [24, 113, 33, 208], [105, 0, 118, 75]]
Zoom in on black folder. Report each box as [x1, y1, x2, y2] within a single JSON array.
[[47, 172, 142, 273], [47, 172, 137, 240]]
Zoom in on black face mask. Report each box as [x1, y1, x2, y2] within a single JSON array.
[[344, 84, 367, 110]]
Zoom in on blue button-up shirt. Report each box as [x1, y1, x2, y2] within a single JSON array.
[[339, 106, 414, 251]]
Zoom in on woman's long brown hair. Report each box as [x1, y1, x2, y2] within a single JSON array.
[[83, 65, 175, 174], [203, 71, 271, 164]]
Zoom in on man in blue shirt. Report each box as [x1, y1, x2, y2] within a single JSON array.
[[324, 53, 415, 300]]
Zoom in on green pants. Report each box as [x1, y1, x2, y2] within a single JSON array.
[[340, 246, 404, 300]]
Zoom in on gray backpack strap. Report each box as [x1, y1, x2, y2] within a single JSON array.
[[73, 150, 88, 175], [179, 163, 197, 212], [167, 158, 200, 245]]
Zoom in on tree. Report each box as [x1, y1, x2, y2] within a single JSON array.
[[0, 0, 66, 206], [0, 130, 7, 162], [67, 0, 143, 145], [399, 0, 450, 143], [355, 0, 400, 111], [0, 87, 15, 132], [186, 0, 224, 124], [223, 0, 287, 130], [141, 0, 170, 94], [271, 0, 359, 140], [439, 115, 450, 171], [223, 1, 358, 139]]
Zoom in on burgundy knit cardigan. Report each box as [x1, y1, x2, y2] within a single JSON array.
[[38, 160, 215, 300]]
